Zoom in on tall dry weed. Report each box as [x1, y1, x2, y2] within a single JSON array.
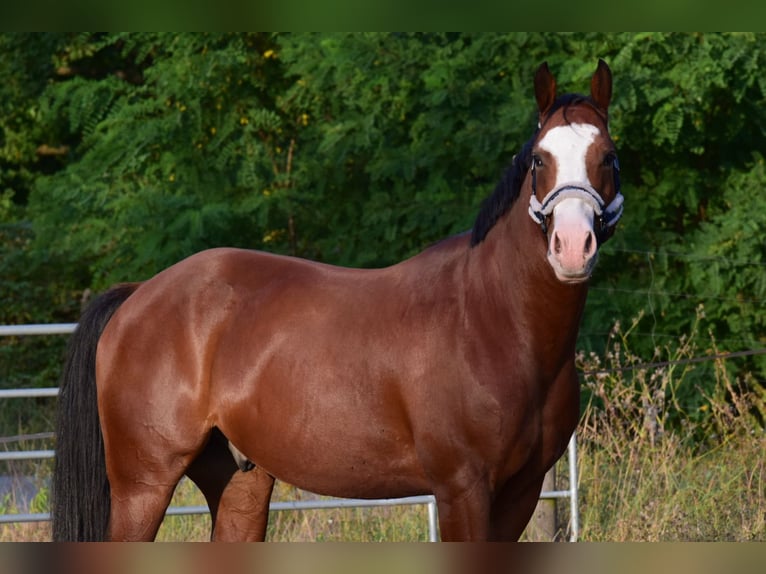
[[576, 307, 765, 540]]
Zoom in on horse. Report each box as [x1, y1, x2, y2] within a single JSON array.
[[52, 59, 623, 542]]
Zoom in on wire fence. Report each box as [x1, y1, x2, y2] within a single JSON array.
[[581, 347, 766, 376]]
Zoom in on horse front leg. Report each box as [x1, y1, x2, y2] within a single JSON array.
[[432, 476, 492, 541], [185, 429, 241, 536], [212, 466, 276, 541], [488, 474, 546, 541]]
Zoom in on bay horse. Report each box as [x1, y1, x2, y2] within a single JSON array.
[[52, 60, 623, 541]]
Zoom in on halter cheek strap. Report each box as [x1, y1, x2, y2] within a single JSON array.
[[527, 162, 624, 244]]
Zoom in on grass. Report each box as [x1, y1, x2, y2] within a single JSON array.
[[575, 310, 765, 541], [1, 310, 764, 541], [0, 460, 434, 542], [154, 481, 433, 542], [0, 461, 52, 542]]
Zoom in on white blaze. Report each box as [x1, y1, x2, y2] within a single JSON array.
[[537, 123, 600, 187]]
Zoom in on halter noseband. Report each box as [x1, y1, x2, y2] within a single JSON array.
[[527, 158, 624, 245]]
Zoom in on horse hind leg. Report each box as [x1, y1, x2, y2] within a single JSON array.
[[103, 419, 213, 541], [106, 458, 190, 541]]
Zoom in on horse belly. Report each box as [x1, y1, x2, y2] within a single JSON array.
[[231, 409, 429, 499], [215, 360, 430, 500], [284, 443, 426, 499]]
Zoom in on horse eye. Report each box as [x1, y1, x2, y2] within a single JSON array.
[[603, 153, 616, 167], [533, 155, 543, 168]]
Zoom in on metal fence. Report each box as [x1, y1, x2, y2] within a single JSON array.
[[0, 323, 579, 541]]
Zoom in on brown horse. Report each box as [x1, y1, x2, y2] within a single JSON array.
[[52, 60, 623, 541]]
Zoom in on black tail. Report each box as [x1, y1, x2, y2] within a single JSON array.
[[52, 283, 140, 541]]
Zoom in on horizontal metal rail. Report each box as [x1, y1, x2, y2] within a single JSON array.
[[0, 324, 579, 541], [0, 449, 54, 461], [0, 323, 77, 336], [0, 494, 441, 541], [0, 388, 59, 399]]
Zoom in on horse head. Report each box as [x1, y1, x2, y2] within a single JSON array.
[[528, 59, 623, 284]]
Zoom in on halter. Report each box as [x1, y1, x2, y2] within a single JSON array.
[[527, 157, 624, 245]]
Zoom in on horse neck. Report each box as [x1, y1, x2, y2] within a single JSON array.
[[466, 191, 589, 361]]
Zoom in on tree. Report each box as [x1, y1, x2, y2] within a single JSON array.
[[581, 33, 766, 382], [1, 32, 764, 394]]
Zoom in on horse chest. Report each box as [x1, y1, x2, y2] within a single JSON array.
[[468, 362, 579, 485]]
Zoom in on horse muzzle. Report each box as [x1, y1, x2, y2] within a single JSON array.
[[546, 198, 599, 283], [528, 181, 624, 284]]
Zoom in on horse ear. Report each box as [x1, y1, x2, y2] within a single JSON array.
[[534, 62, 556, 118], [590, 59, 612, 113]]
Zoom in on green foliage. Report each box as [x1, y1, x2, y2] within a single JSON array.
[[583, 32, 766, 379], [275, 32, 546, 265], [0, 32, 765, 394], [29, 33, 293, 287]]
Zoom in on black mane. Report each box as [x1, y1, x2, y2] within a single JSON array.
[[470, 135, 535, 246], [470, 94, 599, 247]]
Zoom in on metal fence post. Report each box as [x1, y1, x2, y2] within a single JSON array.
[[427, 498, 439, 542], [568, 432, 579, 542]]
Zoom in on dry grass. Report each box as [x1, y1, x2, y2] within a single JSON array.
[[155, 481, 431, 542], [576, 310, 765, 541]]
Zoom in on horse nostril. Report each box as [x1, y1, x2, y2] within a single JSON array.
[[584, 232, 594, 255], [554, 233, 562, 254]]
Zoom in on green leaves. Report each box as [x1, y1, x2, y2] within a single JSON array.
[[0, 32, 764, 385], [584, 33, 766, 374]]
